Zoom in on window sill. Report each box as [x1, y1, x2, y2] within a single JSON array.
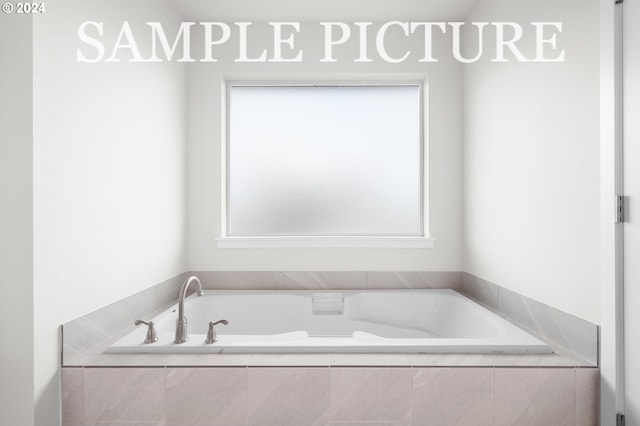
[[215, 236, 436, 249]]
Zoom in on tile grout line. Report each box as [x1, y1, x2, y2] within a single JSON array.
[[163, 365, 167, 424], [493, 366, 496, 426], [245, 365, 250, 426], [80, 366, 85, 426], [574, 367, 578, 426]]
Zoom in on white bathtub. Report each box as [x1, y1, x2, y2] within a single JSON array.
[[106, 289, 551, 354]]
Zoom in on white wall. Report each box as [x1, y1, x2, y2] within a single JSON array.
[[0, 14, 35, 426], [32, 1, 187, 423], [186, 23, 463, 271], [462, 0, 600, 323]]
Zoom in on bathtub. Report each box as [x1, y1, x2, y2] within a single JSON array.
[[106, 289, 551, 354]]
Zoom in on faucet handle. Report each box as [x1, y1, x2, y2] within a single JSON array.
[[205, 319, 229, 344], [135, 320, 159, 344]]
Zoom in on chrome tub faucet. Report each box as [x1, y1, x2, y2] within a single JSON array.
[[174, 276, 204, 344]]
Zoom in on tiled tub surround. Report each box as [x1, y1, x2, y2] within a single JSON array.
[[62, 273, 191, 365], [62, 366, 599, 426], [460, 273, 599, 366], [62, 271, 598, 366], [61, 272, 600, 425]]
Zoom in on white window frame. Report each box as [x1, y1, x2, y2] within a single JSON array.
[[217, 75, 435, 249]]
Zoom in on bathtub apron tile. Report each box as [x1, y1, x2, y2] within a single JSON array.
[[94, 422, 166, 425], [411, 367, 494, 426], [576, 368, 599, 426], [247, 353, 331, 366], [83, 367, 165, 424], [163, 354, 252, 367], [328, 422, 409, 426], [329, 367, 413, 423], [165, 367, 248, 426], [61, 367, 84, 426], [494, 367, 576, 426], [247, 367, 330, 426]]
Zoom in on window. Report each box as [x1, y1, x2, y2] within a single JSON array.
[[221, 81, 433, 248]]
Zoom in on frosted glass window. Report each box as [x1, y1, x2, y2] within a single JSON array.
[[227, 83, 422, 236]]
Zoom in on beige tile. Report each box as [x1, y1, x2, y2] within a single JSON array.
[[62, 367, 83, 426], [498, 288, 598, 366], [64, 287, 156, 355], [329, 367, 412, 422], [154, 273, 187, 310], [327, 353, 576, 368], [367, 271, 462, 290], [95, 422, 165, 425], [196, 271, 282, 289], [329, 422, 408, 426], [248, 367, 329, 426], [84, 353, 170, 367], [83, 368, 165, 424], [165, 367, 248, 426], [495, 367, 576, 426], [247, 354, 331, 366], [164, 354, 252, 367], [576, 368, 599, 426], [329, 354, 425, 366], [282, 272, 367, 290], [412, 367, 494, 426], [460, 273, 499, 310]]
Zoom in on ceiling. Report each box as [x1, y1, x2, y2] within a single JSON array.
[[170, 0, 480, 22]]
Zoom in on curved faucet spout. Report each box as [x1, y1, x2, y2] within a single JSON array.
[[174, 276, 204, 344]]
